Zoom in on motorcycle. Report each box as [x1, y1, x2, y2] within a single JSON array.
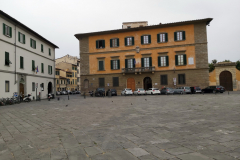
[[89, 91, 94, 97], [23, 94, 32, 102]]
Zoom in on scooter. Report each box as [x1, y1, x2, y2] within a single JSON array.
[[23, 94, 31, 102], [89, 91, 94, 97]]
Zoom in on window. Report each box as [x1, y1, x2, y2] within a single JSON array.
[[178, 74, 185, 84], [72, 72, 74, 77], [5, 81, 9, 92], [73, 79, 74, 85], [5, 52, 11, 66], [40, 83, 44, 91], [96, 40, 105, 49], [41, 63, 44, 73], [49, 48, 51, 56], [111, 60, 120, 70], [99, 78, 105, 87], [75, 72, 77, 77], [77, 69, 79, 74], [161, 75, 168, 85], [32, 82, 35, 91], [41, 44, 44, 52], [158, 56, 169, 67], [99, 60, 104, 70], [113, 77, 119, 87], [141, 35, 151, 44], [64, 80, 65, 84], [127, 26, 131, 28], [77, 77, 79, 82], [75, 79, 77, 84], [110, 38, 119, 47], [30, 39, 36, 49], [3, 23, 12, 37], [56, 71, 60, 75], [32, 60, 35, 71], [48, 65, 52, 74], [174, 31, 186, 41], [141, 57, 152, 67], [127, 59, 133, 68], [125, 37, 134, 46], [157, 33, 168, 43], [175, 55, 187, 66], [20, 56, 24, 69], [18, 32, 25, 44], [57, 79, 59, 84]]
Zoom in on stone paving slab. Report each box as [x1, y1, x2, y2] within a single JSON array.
[[0, 93, 240, 159]]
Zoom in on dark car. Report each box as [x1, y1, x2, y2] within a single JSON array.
[[106, 89, 117, 96], [190, 86, 202, 94], [95, 88, 105, 97], [161, 87, 174, 95], [202, 86, 225, 93]]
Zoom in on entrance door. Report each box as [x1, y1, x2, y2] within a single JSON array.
[[19, 83, 24, 95], [127, 78, 135, 91], [48, 82, 52, 94], [143, 77, 152, 90], [220, 71, 233, 91]]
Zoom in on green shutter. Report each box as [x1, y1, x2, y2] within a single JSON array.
[[41, 63, 44, 73], [133, 59, 135, 68], [23, 34, 25, 44], [166, 56, 169, 66], [148, 35, 151, 43], [149, 57, 152, 67], [111, 60, 113, 69], [5, 52, 9, 65], [30, 39, 32, 47], [165, 33, 168, 42], [157, 34, 160, 43], [117, 38, 119, 47], [132, 37, 134, 45], [125, 38, 127, 46], [32, 60, 35, 71], [3, 23, 5, 35], [141, 36, 143, 44], [117, 59, 120, 69], [51, 66, 52, 74], [141, 58, 144, 67], [183, 54, 187, 65], [182, 31, 186, 40], [158, 56, 161, 66], [96, 40, 99, 48], [49, 48, 51, 55], [110, 39, 112, 47], [20, 56, 23, 68], [9, 27, 12, 37], [18, 32, 20, 42], [99, 61, 104, 70], [34, 40, 36, 49], [125, 59, 128, 68], [174, 32, 177, 41], [175, 55, 178, 66], [102, 40, 105, 48]]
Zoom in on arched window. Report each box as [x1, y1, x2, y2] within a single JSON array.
[[84, 79, 89, 88]]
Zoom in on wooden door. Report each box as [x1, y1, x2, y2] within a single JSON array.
[[20, 83, 24, 95], [220, 71, 233, 91], [127, 78, 135, 91]]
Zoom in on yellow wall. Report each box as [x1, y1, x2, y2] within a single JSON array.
[[209, 69, 216, 86], [89, 24, 195, 53], [236, 68, 240, 81]]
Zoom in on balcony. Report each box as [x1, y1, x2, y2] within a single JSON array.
[[122, 66, 155, 74]]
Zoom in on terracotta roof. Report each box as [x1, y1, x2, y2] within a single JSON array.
[[75, 18, 213, 38], [0, 10, 59, 48]]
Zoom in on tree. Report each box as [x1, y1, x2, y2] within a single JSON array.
[[209, 63, 215, 72], [223, 60, 231, 62], [212, 59, 217, 64], [236, 60, 240, 71]]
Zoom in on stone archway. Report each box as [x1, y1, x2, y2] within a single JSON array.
[[220, 71, 233, 91], [143, 77, 152, 90]]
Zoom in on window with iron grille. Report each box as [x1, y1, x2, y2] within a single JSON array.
[[144, 58, 150, 67], [113, 77, 119, 87], [99, 78, 105, 87], [161, 75, 168, 85], [127, 59, 133, 68], [178, 74, 185, 84]]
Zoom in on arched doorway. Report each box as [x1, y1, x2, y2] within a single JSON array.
[[19, 78, 25, 95], [48, 82, 52, 94], [127, 78, 135, 91], [220, 71, 233, 91], [143, 77, 152, 90]]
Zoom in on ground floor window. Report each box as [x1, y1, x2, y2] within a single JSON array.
[[178, 74, 185, 84], [32, 82, 35, 91], [161, 75, 168, 85], [113, 77, 119, 87], [99, 78, 105, 87], [5, 81, 9, 92]]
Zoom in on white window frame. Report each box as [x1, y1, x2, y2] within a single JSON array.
[[159, 33, 166, 43], [178, 55, 184, 65], [112, 38, 118, 47], [160, 57, 166, 66], [127, 37, 132, 46], [177, 32, 183, 41], [113, 60, 118, 70], [143, 57, 150, 67], [19, 32, 24, 43], [5, 25, 11, 37], [143, 35, 149, 44], [127, 59, 133, 68]]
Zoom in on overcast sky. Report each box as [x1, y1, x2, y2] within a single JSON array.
[[1, 0, 240, 62]]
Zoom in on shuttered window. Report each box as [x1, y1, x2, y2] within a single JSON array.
[[32, 60, 35, 71], [41, 63, 44, 73], [18, 32, 25, 44], [110, 38, 119, 47], [5, 52, 10, 66], [141, 57, 152, 67], [158, 56, 169, 67], [20, 56, 24, 69], [48, 65, 52, 74], [174, 31, 186, 41], [32, 82, 35, 91], [175, 55, 187, 66], [125, 37, 134, 46], [141, 35, 151, 44], [96, 40, 105, 49], [157, 33, 168, 43], [49, 48, 51, 56], [113, 77, 119, 87], [3, 23, 12, 37], [178, 74, 185, 84], [111, 60, 120, 70], [5, 81, 10, 92], [99, 78, 105, 87], [30, 38, 36, 49], [99, 60, 104, 70], [41, 44, 44, 52], [161, 75, 168, 85]]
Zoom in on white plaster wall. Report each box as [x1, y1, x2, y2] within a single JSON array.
[[0, 41, 15, 72], [0, 73, 16, 97]]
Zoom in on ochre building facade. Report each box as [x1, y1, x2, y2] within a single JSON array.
[[75, 18, 213, 95]]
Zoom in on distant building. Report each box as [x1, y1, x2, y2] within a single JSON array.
[[75, 18, 212, 95], [209, 62, 240, 91], [55, 55, 80, 91], [0, 10, 58, 98]]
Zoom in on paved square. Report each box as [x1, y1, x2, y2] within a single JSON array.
[[0, 92, 240, 159]]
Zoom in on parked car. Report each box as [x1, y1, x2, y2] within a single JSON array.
[[133, 88, 146, 95], [67, 90, 72, 94], [95, 88, 105, 97], [146, 88, 161, 95], [190, 86, 202, 94], [62, 91, 67, 95], [72, 91, 76, 94], [56, 91, 61, 95], [121, 88, 133, 95], [160, 87, 174, 95], [174, 86, 191, 94], [76, 91, 81, 94], [202, 86, 225, 93], [106, 89, 117, 96]]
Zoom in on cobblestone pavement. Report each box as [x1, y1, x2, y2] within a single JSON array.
[[0, 92, 240, 160]]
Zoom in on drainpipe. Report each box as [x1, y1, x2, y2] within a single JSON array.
[[14, 24, 17, 84]]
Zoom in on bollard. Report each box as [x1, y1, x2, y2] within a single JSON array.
[[58, 97, 60, 101], [68, 95, 69, 100], [84, 92, 86, 99]]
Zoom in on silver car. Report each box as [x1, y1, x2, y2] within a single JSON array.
[[175, 86, 191, 94], [121, 88, 133, 95], [133, 88, 146, 95]]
